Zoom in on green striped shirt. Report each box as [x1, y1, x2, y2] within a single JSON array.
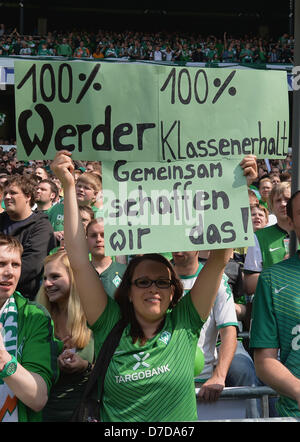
[[250, 253, 300, 417], [90, 294, 204, 422]]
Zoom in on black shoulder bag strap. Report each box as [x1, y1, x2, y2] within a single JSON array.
[[70, 318, 127, 422]]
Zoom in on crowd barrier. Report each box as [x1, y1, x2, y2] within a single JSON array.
[[195, 385, 280, 420]]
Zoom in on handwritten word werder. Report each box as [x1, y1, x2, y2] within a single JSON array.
[[18, 104, 156, 156]]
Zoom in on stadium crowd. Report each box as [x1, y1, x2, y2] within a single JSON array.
[[0, 21, 299, 423], [0, 23, 295, 63]]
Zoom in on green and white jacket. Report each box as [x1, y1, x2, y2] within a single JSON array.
[[7, 292, 61, 422]]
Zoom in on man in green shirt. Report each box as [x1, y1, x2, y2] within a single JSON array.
[[86, 218, 126, 298], [240, 43, 253, 63], [258, 177, 272, 209], [38, 43, 53, 56], [0, 234, 60, 422], [35, 179, 58, 215], [250, 190, 300, 417], [244, 182, 291, 296], [57, 38, 72, 57]]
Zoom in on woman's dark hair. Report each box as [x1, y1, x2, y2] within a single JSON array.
[[114, 253, 183, 345]]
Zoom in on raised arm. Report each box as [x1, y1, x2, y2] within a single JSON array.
[[0, 328, 48, 412], [190, 248, 232, 320], [51, 151, 107, 325]]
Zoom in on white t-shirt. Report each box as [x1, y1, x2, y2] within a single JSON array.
[[244, 218, 278, 274], [244, 235, 263, 273], [153, 50, 162, 61], [267, 214, 277, 226], [179, 264, 238, 380]]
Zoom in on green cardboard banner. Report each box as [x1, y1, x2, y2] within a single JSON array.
[[102, 158, 254, 256], [14, 60, 289, 161]]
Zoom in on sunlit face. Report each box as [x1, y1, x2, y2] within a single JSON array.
[[129, 260, 174, 324], [272, 189, 291, 223], [271, 175, 281, 186], [75, 181, 97, 206], [0, 246, 22, 308], [4, 184, 31, 219], [43, 260, 70, 304], [35, 182, 54, 204], [251, 206, 268, 231], [86, 222, 105, 257], [35, 167, 48, 180], [259, 181, 272, 200]]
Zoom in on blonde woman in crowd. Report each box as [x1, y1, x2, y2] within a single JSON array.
[[36, 250, 94, 422]]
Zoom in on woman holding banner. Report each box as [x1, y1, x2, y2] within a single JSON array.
[[51, 151, 257, 422]]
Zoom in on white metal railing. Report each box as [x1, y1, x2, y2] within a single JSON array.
[[195, 385, 281, 420]]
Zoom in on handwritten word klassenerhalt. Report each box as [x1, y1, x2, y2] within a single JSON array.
[[161, 120, 289, 161]]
